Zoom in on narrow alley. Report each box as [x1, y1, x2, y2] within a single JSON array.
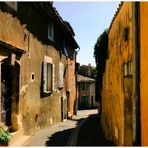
[[21, 109, 114, 146], [2, 2, 148, 146]]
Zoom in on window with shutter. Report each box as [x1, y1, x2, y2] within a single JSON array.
[[42, 56, 54, 95], [59, 62, 64, 89], [48, 21, 54, 41]]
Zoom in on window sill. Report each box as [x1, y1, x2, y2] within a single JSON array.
[[58, 86, 63, 90], [44, 90, 52, 94], [41, 90, 52, 98]]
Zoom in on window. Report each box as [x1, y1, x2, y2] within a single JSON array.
[[123, 61, 133, 77], [31, 72, 35, 82], [82, 82, 87, 90], [82, 96, 88, 107], [48, 21, 54, 41], [123, 63, 128, 76], [42, 56, 55, 94], [59, 62, 64, 89], [5, 2, 17, 11], [128, 61, 133, 75]]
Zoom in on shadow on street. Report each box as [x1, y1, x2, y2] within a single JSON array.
[[76, 113, 116, 146], [45, 128, 73, 146], [45, 112, 115, 146], [45, 118, 85, 146]]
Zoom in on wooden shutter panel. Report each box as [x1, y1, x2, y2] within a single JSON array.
[[43, 62, 47, 93], [59, 63, 64, 88], [52, 64, 55, 91]]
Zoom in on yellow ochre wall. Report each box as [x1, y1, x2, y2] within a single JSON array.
[[140, 2, 148, 146], [101, 2, 133, 145]]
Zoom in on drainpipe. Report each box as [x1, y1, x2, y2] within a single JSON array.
[[75, 48, 80, 116], [132, 2, 141, 146]]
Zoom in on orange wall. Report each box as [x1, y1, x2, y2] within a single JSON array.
[[67, 57, 76, 117], [140, 2, 148, 146], [102, 2, 133, 145]]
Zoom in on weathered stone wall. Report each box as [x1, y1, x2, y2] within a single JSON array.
[[20, 36, 67, 134], [0, 2, 74, 135], [101, 2, 133, 145], [67, 58, 77, 117]]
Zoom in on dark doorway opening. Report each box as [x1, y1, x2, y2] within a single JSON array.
[[1, 58, 20, 131], [1, 60, 12, 127]]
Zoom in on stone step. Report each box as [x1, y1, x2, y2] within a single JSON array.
[[10, 135, 30, 146], [9, 129, 30, 146]]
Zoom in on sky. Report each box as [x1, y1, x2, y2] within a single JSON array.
[[53, 1, 120, 67]]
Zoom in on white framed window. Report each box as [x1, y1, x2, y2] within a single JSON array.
[[43, 56, 55, 94], [58, 62, 64, 89], [48, 21, 54, 41]]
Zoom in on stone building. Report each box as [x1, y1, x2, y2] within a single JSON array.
[[77, 63, 95, 78], [77, 74, 97, 109], [101, 2, 148, 146], [0, 2, 79, 143]]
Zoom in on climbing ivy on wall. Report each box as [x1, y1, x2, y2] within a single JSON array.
[[93, 29, 108, 102]]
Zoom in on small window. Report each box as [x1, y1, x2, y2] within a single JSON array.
[[123, 63, 128, 76], [48, 21, 54, 41], [5, 2, 17, 11], [42, 56, 55, 94], [82, 82, 87, 90], [128, 61, 133, 75], [123, 61, 133, 77], [31, 72, 35, 82], [58, 62, 64, 89]]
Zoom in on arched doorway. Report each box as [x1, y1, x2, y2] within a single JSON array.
[[1, 58, 20, 131]]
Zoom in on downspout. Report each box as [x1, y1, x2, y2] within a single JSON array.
[[75, 48, 80, 116], [132, 2, 141, 146]]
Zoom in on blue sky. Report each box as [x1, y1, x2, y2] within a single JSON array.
[[53, 1, 120, 67]]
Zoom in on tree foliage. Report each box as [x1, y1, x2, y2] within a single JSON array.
[[94, 29, 108, 102]]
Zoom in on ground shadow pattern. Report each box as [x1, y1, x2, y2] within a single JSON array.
[[45, 118, 85, 146], [77, 114, 116, 146], [45, 114, 115, 146], [45, 128, 73, 146]]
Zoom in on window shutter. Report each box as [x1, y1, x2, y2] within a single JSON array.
[[43, 62, 47, 93], [48, 21, 54, 41], [59, 63, 64, 88], [52, 64, 55, 91]]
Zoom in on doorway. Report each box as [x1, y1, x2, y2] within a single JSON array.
[[123, 76, 133, 146], [1, 58, 20, 131]]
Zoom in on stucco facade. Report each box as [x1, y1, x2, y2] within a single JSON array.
[[140, 2, 148, 146], [77, 74, 97, 109], [67, 58, 77, 117], [101, 2, 133, 146], [102, 2, 148, 146], [0, 2, 79, 140]]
